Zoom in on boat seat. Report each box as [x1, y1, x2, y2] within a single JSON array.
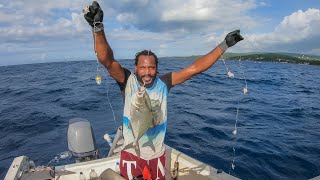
[[20, 169, 54, 180]]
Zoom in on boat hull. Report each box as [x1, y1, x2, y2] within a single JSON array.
[[5, 146, 239, 180]]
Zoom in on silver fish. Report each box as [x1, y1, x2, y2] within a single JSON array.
[[123, 86, 156, 156]]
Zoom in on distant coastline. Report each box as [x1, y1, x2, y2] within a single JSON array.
[[166, 52, 320, 65], [2, 52, 320, 67]]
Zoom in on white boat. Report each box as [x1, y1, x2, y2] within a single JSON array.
[[5, 146, 241, 180], [5, 118, 240, 180], [5, 118, 319, 180]]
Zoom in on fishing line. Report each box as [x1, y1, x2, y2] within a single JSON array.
[[228, 57, 249, 174], [92, 32, 118, 128], [92, 29, 103, 86], [239, 57, 248, 94], [220, 53, 235, 78], [229, 80, 247, 174], [229, 99, 240, 174], [218, 53, 249, 175], [99, 66, 118, 128]]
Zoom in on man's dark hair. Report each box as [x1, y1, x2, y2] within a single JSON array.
[[134, 50, 158, 67]]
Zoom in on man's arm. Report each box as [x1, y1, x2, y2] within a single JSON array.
[[172, 30, 243, 86], [94, 31, 126, 83], [84, 1, 126, 83], [172, 47, 223, 85]]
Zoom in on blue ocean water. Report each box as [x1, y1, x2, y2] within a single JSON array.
[[0, 58, 319, 179]]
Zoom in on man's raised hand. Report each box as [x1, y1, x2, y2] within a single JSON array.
[[83, 1, 104, 32], [218, 30, 244, 51]]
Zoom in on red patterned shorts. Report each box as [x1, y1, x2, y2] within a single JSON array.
[[119, 150, 166, 180]]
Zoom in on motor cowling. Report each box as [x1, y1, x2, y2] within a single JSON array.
[[67, 118, 98, 162]]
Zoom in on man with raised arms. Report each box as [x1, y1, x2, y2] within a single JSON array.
[[84, 1, 243, 180]]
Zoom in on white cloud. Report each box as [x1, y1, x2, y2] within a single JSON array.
[[116, 13, 136, 23], [1, 0, 320, 66], [0, 0, 258, 50], [276, 8, 320, 36], [0, 12, 24, 22], [160, 0, 256, 22], [239, 8, 320, 53], [104, 0, 258, 33], [72, 12, 89, 32]]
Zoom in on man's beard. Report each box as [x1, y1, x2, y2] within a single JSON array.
[[136, 74, 156, 88]]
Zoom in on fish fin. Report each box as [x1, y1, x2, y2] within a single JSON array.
[[128, 122, 132, 130], [142, 138, 156, 152], [144, 92, 152, 111], [150, 101, 162, 127]]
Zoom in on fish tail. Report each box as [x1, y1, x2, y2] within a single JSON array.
[[142, 139, 156, 152]]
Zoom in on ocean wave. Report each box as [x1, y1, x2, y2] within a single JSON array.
[[1, 60, 320, 179]]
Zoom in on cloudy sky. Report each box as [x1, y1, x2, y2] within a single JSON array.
[[1, 0, 320, 66]]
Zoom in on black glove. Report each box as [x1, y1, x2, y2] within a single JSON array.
[[83, 1, 104, 32], [218, 30, 244, 51]]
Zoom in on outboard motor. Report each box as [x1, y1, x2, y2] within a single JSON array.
[[67, 118, 98, 162]]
